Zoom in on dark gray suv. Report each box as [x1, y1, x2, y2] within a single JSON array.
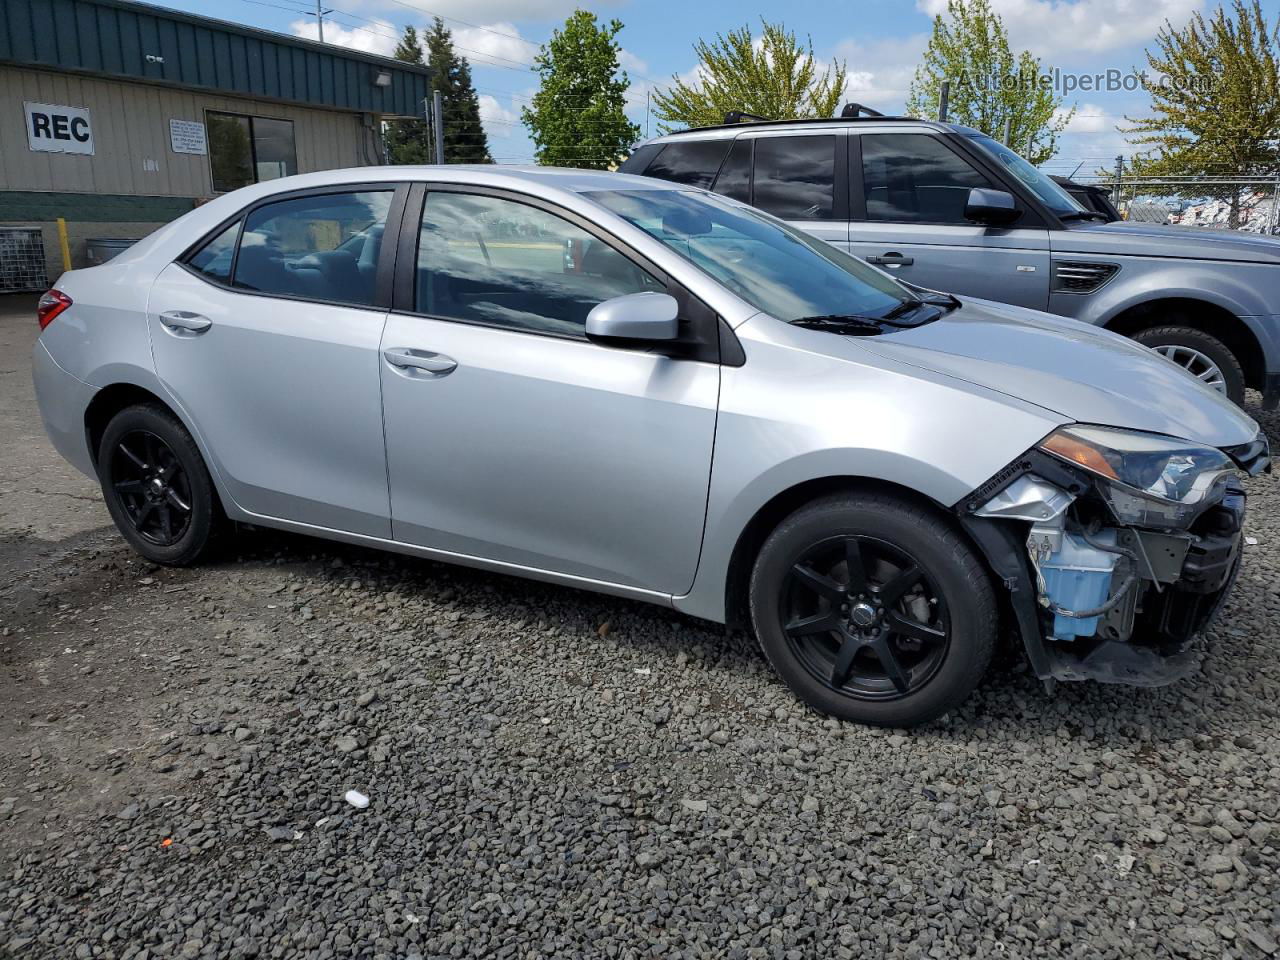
[[622, 115, 1280, 408]]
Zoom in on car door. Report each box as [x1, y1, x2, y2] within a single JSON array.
[[378, 185, 720, 595], [147, 184, 405, 538], [847, 132, 1050, 309], [731, 131, 850, 251]]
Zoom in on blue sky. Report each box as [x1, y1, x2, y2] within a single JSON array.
[[161, 0, 1276, 174]]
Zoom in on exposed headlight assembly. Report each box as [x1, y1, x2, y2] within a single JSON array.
[[1039, 424, 1236, 529]]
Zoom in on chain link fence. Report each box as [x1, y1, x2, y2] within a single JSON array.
[[1069, 176, 1280, 233]]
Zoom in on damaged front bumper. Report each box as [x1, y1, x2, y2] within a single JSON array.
[[958, 433, 1267, 687]]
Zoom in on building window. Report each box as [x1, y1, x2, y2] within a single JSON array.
[[206, 111, 298, 193]]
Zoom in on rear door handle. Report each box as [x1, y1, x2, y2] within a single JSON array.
[[383, 347, 457, 377], [866, 253, 914, 267], [158, 310, 212, 334]]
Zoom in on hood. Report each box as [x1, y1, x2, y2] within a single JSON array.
[[1055, 220, 1280, 265], [857, 298, 1259, 448]]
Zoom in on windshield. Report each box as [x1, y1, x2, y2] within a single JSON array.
[[968, 134, 1085, 217], [585, 188, 911, 323]]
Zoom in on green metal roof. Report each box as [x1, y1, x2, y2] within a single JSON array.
[[0, 0, 431, 119]]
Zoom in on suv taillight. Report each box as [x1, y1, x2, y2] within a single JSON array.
[[37, 290, 72, 330]]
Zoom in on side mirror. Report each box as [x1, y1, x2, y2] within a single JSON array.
[[964, 187, 1021, 226], [585, 292, 680, 348]]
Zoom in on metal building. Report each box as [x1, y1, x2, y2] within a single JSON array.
[[0, 0, 431, 286]]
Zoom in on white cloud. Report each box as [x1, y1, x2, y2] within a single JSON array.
[[452, 21, 537, 68], [618, 49, 649, 76], [1054, 102, 1117, 133], [914, 0, 1202, 60], [288, 17, 398, 57], [834, 34, 930, 113], [478, 93, 520, 126]]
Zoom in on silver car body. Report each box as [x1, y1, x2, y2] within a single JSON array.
[[624, 120, 1280, 407], [33, 166, 1261, 665]]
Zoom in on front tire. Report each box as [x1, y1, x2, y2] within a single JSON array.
[[1132, 325, 1245, 405], [749, 493, 996, 728], [97, 404, 220, 565]]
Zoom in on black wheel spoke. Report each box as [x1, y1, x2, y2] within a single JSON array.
[[785, 610, 842, 637], [158, 505, 172, 541], [118, 442, 147, 472], [114, 478, 145, 494], [134, 501, 156, 528], [870, 636, 911, 693], [843, 537, 867, 594], [830, 636, 862, 687], [165, 488, 191, 512], [886, 612, 946, 645], [791, 563, 845, 602], [877, 565, 922, 606]]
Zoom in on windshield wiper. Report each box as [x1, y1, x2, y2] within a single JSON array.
[[881, 298, 923, 320], [790, 315, 886, 336]]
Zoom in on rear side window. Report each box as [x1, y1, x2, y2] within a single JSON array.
[[860, 133, 992, 224], [752, 136, 836, 220], [231, 190, 393, 307], [644, 140, 732, 189], [187, 220, 239, 283], [712, 139, 751, 203]]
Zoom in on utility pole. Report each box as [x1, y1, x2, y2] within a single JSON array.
[[314, 0, 332, 43], [1112, 155, 1124, 208], [1001, 117, 1011, 146], [432, 89, 445, 165], [937, 80, 950, 123], [645, 90, 650, 140]]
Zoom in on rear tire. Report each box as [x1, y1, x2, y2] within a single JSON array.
[[749, 493, 996, 728], [97, 404, 221, 566], [1132, 325, 1245, 405]]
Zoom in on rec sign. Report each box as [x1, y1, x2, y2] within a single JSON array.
[[25, 101, 94, 155]]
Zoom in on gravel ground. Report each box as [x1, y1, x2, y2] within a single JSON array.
[[1, 297, 1279, 959]]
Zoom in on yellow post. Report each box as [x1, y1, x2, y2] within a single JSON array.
[[56, 218, 72, 273]]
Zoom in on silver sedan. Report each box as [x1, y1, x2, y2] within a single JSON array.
[[33, 166, 1267, 726]]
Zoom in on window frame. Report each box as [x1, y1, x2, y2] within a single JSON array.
[[741, 131, 849, 222], [205, 109, 299, 194], [643, 139, 736, 190], [177, 182, 410, 312], [852, 131, 1047, 229]]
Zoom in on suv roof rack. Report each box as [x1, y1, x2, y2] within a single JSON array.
[[840, 103, 883, 118], [686, 110, 923, 135]]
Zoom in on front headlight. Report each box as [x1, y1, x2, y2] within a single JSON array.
[[1040, 424, 1236, 528]]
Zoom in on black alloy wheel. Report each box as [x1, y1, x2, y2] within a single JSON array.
[[749, 494, 996, 727], [782, 535, 949, 700], [98, 403, 221, 566], [109, 430, 194, 545]]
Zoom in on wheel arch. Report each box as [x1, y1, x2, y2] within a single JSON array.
[[721, 475, 976, 633], [1103, 297, 1264, 390]]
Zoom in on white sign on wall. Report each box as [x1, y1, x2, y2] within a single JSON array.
[[25, 101, 94, 155], [169, 118, 207, 156]]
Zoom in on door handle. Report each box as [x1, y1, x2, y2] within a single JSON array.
[[866, 253, 914, 267], [383, 347, 457, 376], [158, 310, 212, 333]]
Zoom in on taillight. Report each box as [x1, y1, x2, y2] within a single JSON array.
[[37, 289, 72, 330]]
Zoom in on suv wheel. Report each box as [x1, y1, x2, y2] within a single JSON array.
[[1132, 326, 1245, 405], [97, 404, 222, 565], [749, 493, 996, 728]]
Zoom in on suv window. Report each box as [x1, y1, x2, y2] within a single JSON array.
[[416, 192, 662, 337], [712, 138, 751, 203], [752, 136, 836, 221], [187, 220, 239, 282], [644, 140, 733, 189], [232, 190, 393, 306], [860, 133, 992, 224]]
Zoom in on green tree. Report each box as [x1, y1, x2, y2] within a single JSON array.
[[522, 10, 639, 169], [651, 21, 847, 131], [1124, 0, 1280, 227], [907, 0, 1071, 164], [425, 17, 491, 163], [384, 26, 433, 165]]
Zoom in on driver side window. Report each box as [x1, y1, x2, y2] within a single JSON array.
[[415, 192, 663, 337], [860, 134, 992, 224]]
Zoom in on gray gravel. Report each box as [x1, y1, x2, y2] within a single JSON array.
[[1, 297, 1278, 957]]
